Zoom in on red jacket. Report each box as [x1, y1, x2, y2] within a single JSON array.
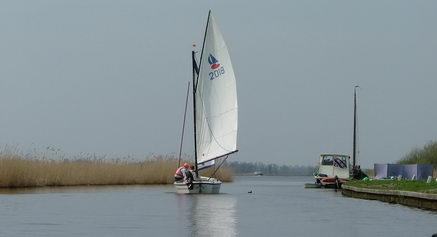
[[174, 166, 188, 179]]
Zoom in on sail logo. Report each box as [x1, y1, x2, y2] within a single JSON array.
[[208, 54, 221, 69], [208, 54, 225, 80]]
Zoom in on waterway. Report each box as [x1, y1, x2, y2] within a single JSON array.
[[0, 176, 436, 236]]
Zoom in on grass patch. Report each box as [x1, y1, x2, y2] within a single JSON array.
[[346, 180, 437, 194]]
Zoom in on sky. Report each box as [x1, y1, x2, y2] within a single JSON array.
[[0, 0, 436, 168]]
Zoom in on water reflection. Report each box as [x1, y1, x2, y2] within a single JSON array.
[[176, 194, 237, 237], [0, 185, 154, 195]]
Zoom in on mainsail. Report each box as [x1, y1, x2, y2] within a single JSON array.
[[195, 11, 238, 166]]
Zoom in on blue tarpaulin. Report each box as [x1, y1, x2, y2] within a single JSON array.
[[374, 164, 434, 180]]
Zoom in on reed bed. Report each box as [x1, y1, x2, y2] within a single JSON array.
[[0, 152, 233, 188]]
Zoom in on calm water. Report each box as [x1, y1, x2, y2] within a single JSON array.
[[0, 176, 436, 237]]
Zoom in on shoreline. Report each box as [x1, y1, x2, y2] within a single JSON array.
[[342, 184, 437, 211]]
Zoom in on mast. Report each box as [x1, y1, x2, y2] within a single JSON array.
[[196, 10, 211, 88], [192, 50, 199, 174], [192, 11, 212, 175], [352, 85, 359, 168]]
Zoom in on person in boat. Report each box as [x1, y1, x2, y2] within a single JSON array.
[[189, 165, 199, 180], [352, 165, 368, 180], [184, 166, 196, 190], [174, 162, 190, 182], [175, 163, 195, 190]]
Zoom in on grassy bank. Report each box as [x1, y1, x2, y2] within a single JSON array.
[[0, 154, 233, 188], [346, 180, 437, 194]]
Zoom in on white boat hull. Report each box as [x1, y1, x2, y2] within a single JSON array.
[[174, 177, 222, 194]]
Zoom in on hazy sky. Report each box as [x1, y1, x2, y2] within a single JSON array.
[[1, 0, 436, 167]]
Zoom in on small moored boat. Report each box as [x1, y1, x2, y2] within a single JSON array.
[[314, 154, 352, 189]]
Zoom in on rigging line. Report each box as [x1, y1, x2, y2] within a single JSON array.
[[177, 81, 191, 168], [208, 155, 230, 181]]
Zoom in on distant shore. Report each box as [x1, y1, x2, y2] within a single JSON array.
[[342, 180, 437, 211], [0, 155, 233, 188]]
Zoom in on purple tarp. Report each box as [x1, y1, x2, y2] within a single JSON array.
[[374, 164, 434, 180]]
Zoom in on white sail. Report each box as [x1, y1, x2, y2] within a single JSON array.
[[195, 12, 238, 165], [198, 160, 215, 170]]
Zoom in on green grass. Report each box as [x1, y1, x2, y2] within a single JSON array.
[[398, 140, 437, 167], [346, 180, 437, 194]]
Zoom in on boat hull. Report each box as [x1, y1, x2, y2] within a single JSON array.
[[315, 177, 349, 189], [174, 178, 222, 194], [304, 183, 322, 188]]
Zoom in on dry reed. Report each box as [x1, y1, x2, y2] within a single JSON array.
[[0, 151, 233, 188]]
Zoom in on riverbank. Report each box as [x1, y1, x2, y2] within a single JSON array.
[[342, 180, 437, 211], [0, 155, 233, 188]]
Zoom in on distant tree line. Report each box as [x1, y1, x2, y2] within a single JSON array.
[[227, 161, 315, 176], [398, 141, 437, 168]]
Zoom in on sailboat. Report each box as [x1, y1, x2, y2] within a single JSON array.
[[174, 11, 238, 194]]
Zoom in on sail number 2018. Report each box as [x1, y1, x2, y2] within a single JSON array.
[[209, 67, 225, 80]]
